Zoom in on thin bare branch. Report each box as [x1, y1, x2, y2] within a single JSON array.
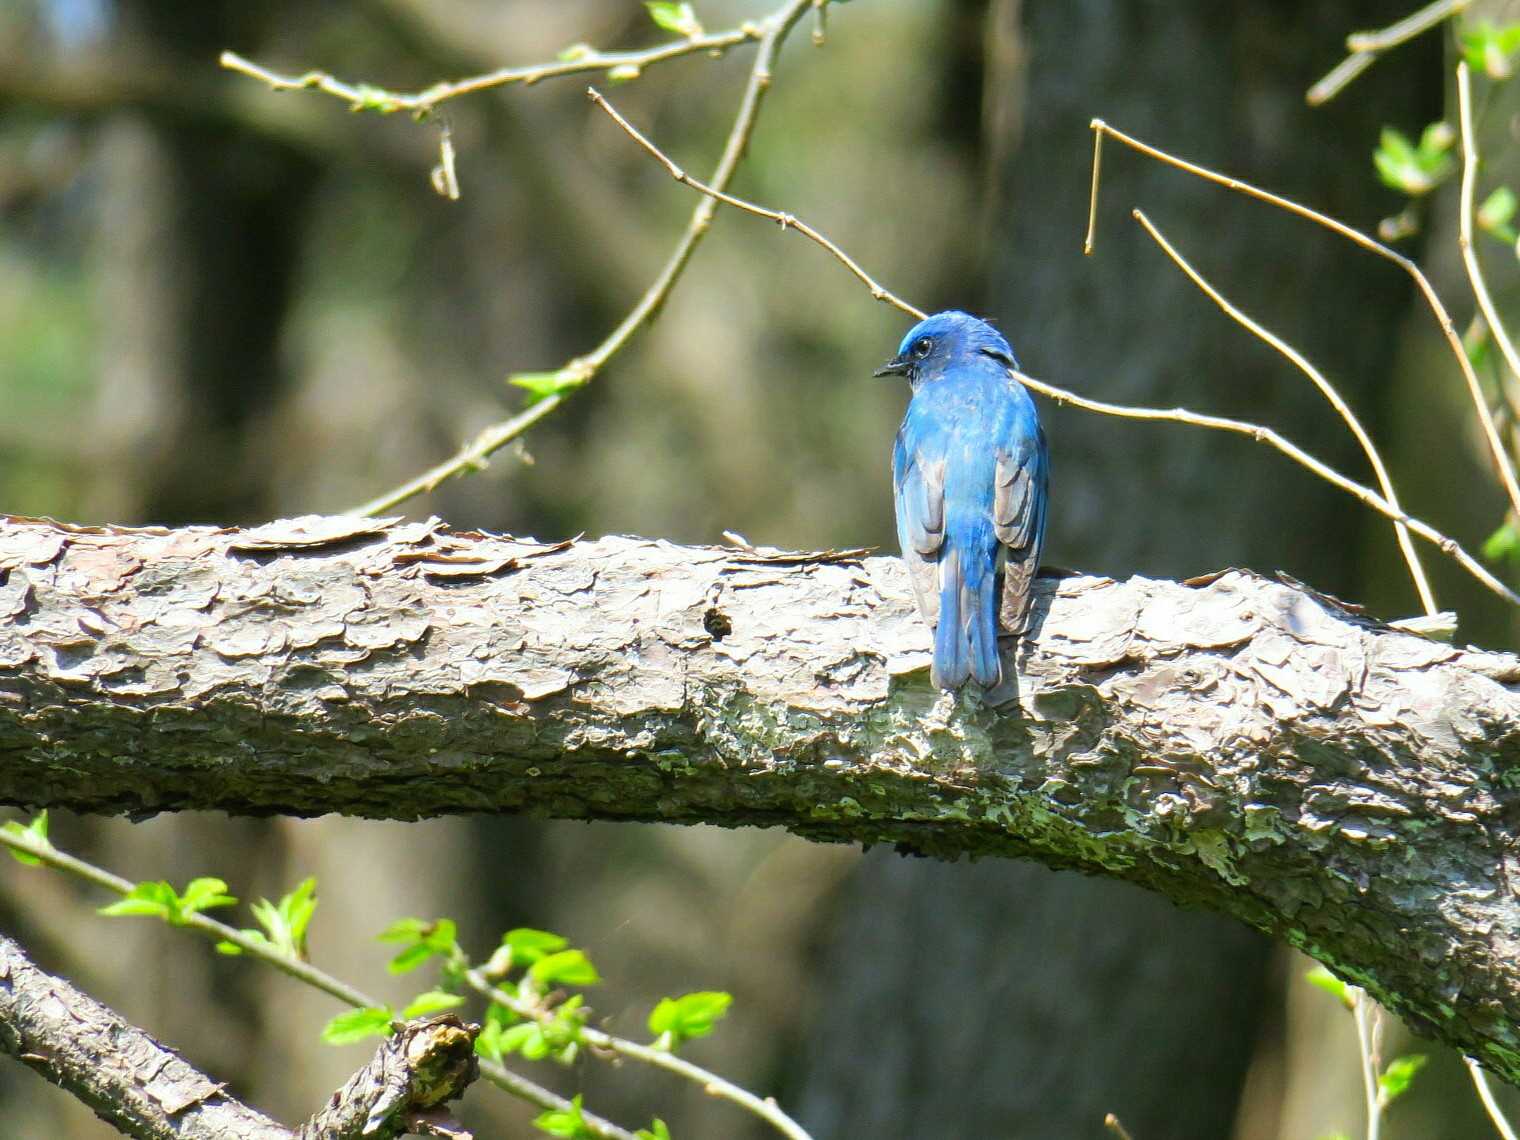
[[219, 19, 764, 115], [1307, 0, 1472, 105], [349, 389, 564, 519], [1467, 1057, 1520, 1140], [1353, 990, 1383, 1140], [1131, 208, 1438, 615], [1015, 367, 1520, 607], [587, 87, 924, 320], [1457, 62, 1520, 485], [349, 0, 816, 517], [1086, 118, 1520, 526]]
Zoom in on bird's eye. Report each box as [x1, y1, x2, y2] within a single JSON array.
[[913, 338, 933, 358]]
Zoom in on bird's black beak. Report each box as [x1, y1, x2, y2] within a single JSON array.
[[874, 355, 910, 378]]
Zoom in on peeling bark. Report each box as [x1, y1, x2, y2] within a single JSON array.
[[294, 1016, 477, 1140], [0, 931, 290, 1139], [2, 514, 1520, 1079]]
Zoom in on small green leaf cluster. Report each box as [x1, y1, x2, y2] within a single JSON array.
[[98, 877, 236, 925], [216, 877, 318, 959], [1373, 122, 1453, 196], [319, 915, 469, 1045], [648, 990, 732, 1050], [535, 1094, 608, 1139], [474, 928, 599, 1067], [1462, 22, 1520, 80], [1375, 17, 1520, 252]]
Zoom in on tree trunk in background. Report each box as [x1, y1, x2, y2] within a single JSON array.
[[795, 3, 1438, 1137]]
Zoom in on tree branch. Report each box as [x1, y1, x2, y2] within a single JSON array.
[[3, 514, 1520, 1079], [294, 1016, 478, 1140], [0, 923, 482, 1139], [0, 930, 291, 1139]]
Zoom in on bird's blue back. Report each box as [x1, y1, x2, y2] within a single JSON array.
[[884, 312, 1048, 689]]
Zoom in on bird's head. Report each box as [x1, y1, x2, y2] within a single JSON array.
[[873, 310, 1018, 384]]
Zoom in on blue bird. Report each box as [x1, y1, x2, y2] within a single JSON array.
[[875, 311, 1049, 690]]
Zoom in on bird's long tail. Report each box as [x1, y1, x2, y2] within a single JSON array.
[[932, 536, 1001, 690]]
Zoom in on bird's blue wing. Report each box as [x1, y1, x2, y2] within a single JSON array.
[[994, 419, 1049, 634], [892, 423, 946, 633]]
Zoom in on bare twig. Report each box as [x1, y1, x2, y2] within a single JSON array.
[[1353, 989, 1383, 1140], [219, 20, 765, 115], [1307, 0, 1472, 105], [1104, 1113, 1136, 1140], [1457, 63, 1520, 447], [594, 88, 1519, 609], [465, 968, 814, 1140], [348, 0, 817, 517], [587, 87, 921, 318], [0, 828, 635, 1140], [1015, 367, 1520, 607], [349, 388, 566, 519], [1466, 1057, 1520, 1140], [1086, 118, 1520, 526], [1131, 208, 1438, 615]]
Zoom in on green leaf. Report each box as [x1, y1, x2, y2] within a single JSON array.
[[1480, 187, 1519, 244], [1485, 519, 1520, 564], [380, 917, 458, 973], [378, 917, 432, 943], [402, 990, 466, 1019], [321, 1006, 395, 1045], [3, 811, 51, 866], [1417, 121, 1454, 157], [500, 928, 568, 970], [1378, 1053, 1428, 1105], [534, 1093, 596, 1139], [1462, 22, 1520, 79], [388, 943, 437, 975], [99, 876, 235, 925], [1304, 965, 1354, 1010], [645, 2, 703, 37], [606, 64, 642, 84], [509, 370, 589, 404], [242, 877, 318, 959], [1481, 186, 1518, 228], [99, 881, 182, 922], [530, 949, 600, 988], [1373, 125, 1453, 196], [501, 1022, 545, 1058], [178, 877, 237, 920], [557, 42, 596, 63], [636, 1121, 673, 1140], [647, 991, 732, 1048]]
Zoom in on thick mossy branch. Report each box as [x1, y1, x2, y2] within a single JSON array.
[[2, 515, 1520, 1078]]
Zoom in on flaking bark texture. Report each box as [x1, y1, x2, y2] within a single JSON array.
[[3, 514, 1520, 1077], [295, 1016, 477, 1140], [0, 931, 289, 1140]]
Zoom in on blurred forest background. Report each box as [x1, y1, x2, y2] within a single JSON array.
[[4, 0, 1520, 1137]]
